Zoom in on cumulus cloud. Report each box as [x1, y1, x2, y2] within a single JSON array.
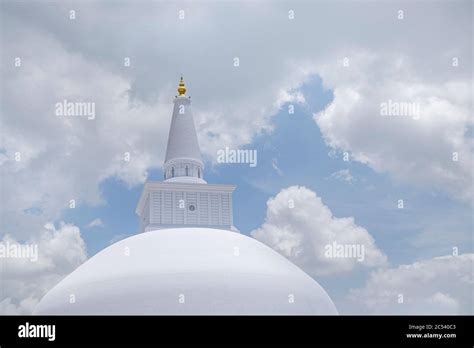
[[315, 51, 472, 201], [347, 254, 473, 314], [1, 25, 166, 240], [251, 186, 387, 276], [0, 223, 87, 314]]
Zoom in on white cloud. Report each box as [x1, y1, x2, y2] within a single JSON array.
[[347, 254, 473, 314], [0, 223, 87, 314], [315, 51, 472, 201], [251, 186, 387, 276], [86, 218, 104, 228], [329, 169, 355, 183], [1, 25, 168, 240]]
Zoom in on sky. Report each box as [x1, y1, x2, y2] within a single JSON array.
[[0, 0, 472, 314]]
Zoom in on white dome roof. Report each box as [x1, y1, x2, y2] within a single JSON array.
[[34, 228, 338, 315]]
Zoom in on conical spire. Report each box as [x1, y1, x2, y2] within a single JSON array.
[[163, 77, 205, 183]]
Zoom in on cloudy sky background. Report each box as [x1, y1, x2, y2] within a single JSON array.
[[0, 0, 472, 314]]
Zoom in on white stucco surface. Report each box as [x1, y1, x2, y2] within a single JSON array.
[[164, 97, 203, 165], [34, 228, 338, 315]]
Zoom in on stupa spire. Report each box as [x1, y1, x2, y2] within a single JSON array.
[[135, 78, 236, 233], [163, 77, 205, 183]]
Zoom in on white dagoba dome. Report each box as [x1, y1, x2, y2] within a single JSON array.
[[35, 228, 338, 315]]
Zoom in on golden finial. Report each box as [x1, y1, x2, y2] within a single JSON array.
[[177, 76, 186, 96]]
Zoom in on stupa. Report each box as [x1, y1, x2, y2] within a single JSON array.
[[34, 78, 338, 315]]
